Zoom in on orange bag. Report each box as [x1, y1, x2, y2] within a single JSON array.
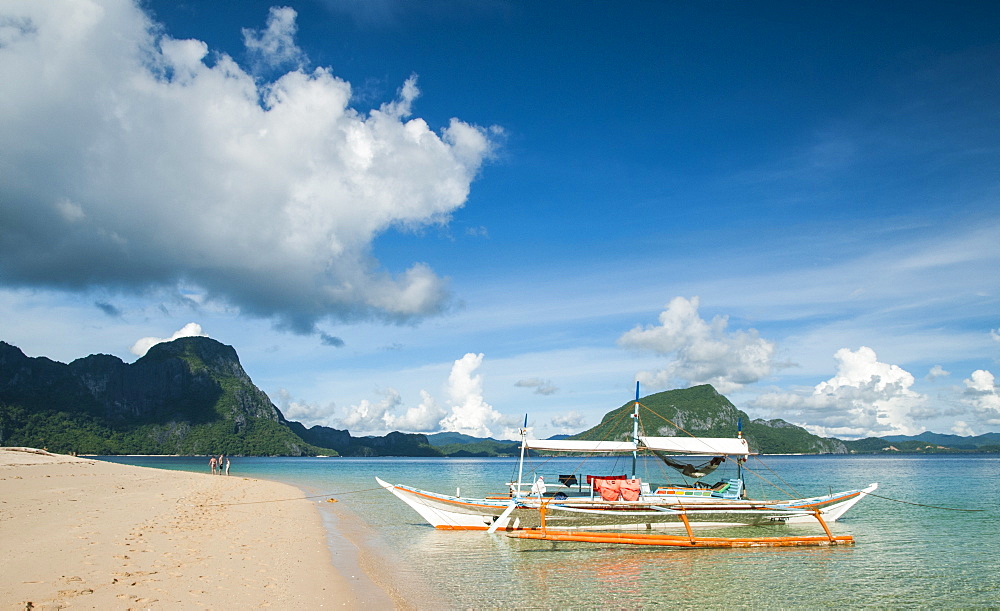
[[620, 478, 642, 501], [598, 479, 622, 501]]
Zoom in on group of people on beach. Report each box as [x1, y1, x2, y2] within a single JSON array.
[[209, 454, 230, 475]]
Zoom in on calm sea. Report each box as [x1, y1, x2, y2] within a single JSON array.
[[97, 453, 1000, 608]]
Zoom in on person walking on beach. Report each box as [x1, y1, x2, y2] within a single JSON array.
[[218, 454, 224, 475], [224, 457, 230, 476], [209, 456, 217, 475]]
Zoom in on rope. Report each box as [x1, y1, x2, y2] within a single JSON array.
[[865, 492, 985, 512], [636, 402, 696, 439], [197, 485, 386, 507], [534, 407, 636, 480], [747, 455, 803, 498], [738, 462, 796, 499], [628, 409, 987, 513], [634, 402, 743, 485]]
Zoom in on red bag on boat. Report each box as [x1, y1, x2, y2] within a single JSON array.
[[620, 479, 642, 501], [598, 479, 622, 501]]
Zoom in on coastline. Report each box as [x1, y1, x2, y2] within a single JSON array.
[[0, 447, 394, 609], [310, 489, 441, 610]]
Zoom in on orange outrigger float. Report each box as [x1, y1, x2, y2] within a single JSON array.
[[509, 530, 854, 548], [507, 501, 854, 548]]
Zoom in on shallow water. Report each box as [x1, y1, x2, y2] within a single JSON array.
[[99, 454, 1000, 608]]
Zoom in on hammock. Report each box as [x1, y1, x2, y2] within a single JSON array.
[[654, 452, 725, 479]]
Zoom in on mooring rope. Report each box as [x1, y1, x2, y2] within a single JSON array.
[[746, 455, 804, 498], [865, 491, 984, 512], [196, 485, 387, 507]]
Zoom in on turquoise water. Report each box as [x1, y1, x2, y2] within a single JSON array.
[[98, 454, 1000, 608]]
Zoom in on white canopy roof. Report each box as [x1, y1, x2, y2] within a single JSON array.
[[522, 439, 638, 452], [523, 437, 751, 455], [639, 436, 752, 455]]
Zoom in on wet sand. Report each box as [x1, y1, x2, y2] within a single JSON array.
[[0, 447, 392, 609]]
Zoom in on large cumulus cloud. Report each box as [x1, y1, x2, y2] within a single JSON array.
[[752, 346, 926, 438], [617, 297, 777, 393], [292, 353, 518, 438], [960, 370, 1000, 432], [0, 0, 494, 333]]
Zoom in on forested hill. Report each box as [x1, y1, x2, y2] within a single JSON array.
[[0, 337, 328, 455], [573, 384, 847, 454], [0, 338, 436, 457]]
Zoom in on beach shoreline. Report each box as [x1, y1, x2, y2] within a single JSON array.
[[0, 447, 395, 609], [310, 489, 442, 610]]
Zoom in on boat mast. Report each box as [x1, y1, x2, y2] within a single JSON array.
[[631, 381, 640, 479], [515, 414, 528, 496], [736, 417, 744, 490]]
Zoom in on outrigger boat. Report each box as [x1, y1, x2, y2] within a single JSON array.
[[377, 384, 877, 547]]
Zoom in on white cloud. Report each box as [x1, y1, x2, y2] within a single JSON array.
[[338, 388, 403, 431], [752, 346, 925, 438], [962, 370, 1000, 432], [515, 377, 558, 395], [130, 322, 207, 357], [0, 0, 495, 334], [965, 369, 996, 393], [551, 411, 586, 434], [438, 353, 509, 437], [617, 297, 777, 393], [927, 365, 950, 380], [951, 420, 975, 436], [56, 198, 85, 223], [384, 389, 448, 432], [242, 6, 306, 72], [321, 353, 515, 437], [274, 388, 333, 424]]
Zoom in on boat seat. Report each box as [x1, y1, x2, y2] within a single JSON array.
[[711, 481, 731, 492]]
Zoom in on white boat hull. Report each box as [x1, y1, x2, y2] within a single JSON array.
[[376, 477, 878, 531], [375, 477, 517, 530]]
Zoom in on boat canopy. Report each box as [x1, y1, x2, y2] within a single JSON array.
[[639, 436, 752, 455], [523, 439, 638, 452], [523, 437, 752, 455]]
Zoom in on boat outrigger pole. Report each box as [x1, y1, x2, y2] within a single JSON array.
[[631, 381, 640, 479]]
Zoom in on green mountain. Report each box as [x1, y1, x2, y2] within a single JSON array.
[[882, 432, 1000, 450], [843, 434, 1000, 454], [426, 431, 488, 446], [425, 431, 520, 456], [434, 439, 521, 457], [288, 423, 444, 457], [572, 384, 847, 454], [0, 337, 468, 457], [0, 338, 332, 456]]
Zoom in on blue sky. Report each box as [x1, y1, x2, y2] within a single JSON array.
[[2, 0, 998, 440]]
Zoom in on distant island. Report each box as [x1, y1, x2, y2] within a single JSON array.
[[1, 337, 996, 456], [568, 384, 1000, 455]]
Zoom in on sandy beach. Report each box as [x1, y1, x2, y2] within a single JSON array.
[[0, 447, 391, 610]]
